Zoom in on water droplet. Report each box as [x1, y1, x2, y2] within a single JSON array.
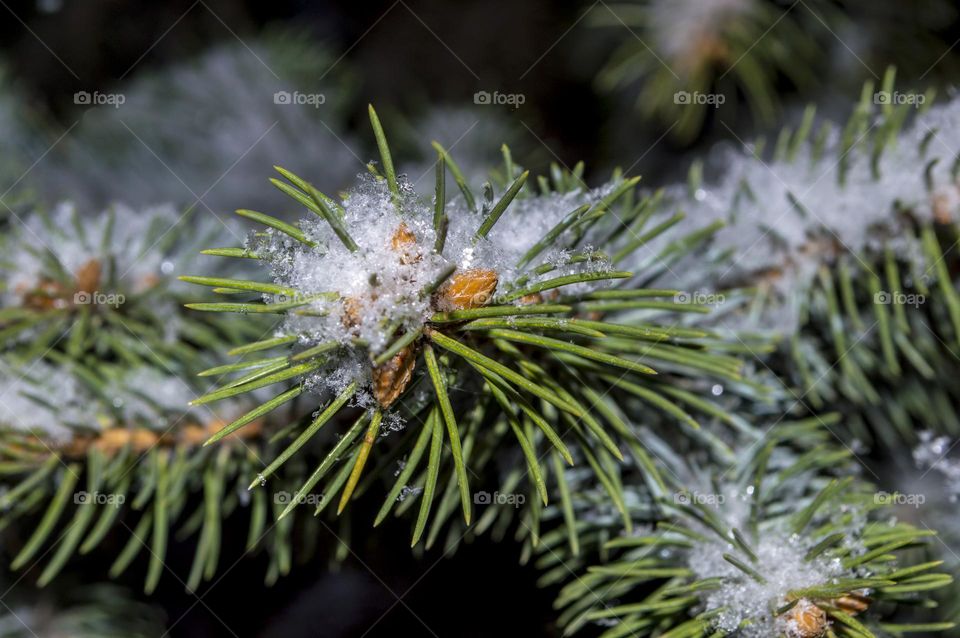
[[160, 260, 175, 275], [257, 473, 266, 487], [711, 384, 724, 396]]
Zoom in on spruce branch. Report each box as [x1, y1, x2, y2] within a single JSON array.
[[0, 204, 332, 592], [184, 108, 748, 547], [551, 429, 954, 638]]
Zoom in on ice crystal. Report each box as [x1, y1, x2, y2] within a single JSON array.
[[398, 486, 424, 502]]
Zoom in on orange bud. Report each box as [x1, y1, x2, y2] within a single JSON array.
[[20, 279, 67, 310], [436, 268, 498, 310], [179, 424, 208, 446], [391, 223, 420, 264], [74, 259, 102, 294], [372, 343, 417, 407], [782, 599, 827, 638], [834, 593, 869, 615], [341, 296, 365, 330], [93, 427, 159, 454], [204, 417, 262, 443], [934, 192, 954, 224]]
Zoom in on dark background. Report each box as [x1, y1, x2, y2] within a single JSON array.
[[4, 1, 960, 185]]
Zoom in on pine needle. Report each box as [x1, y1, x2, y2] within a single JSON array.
[[338, 409, 384, 513]]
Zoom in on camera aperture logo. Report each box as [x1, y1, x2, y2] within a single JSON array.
[[267, 291, 322, 306], [874, 290, 924, 308], [274, 91, 326, 108], [74, 90, 125, 108], [674, 290, 725, 306], [674, 91, 725, 107], [874, 91, 926, 108], [673, 491, 725, 506], [74, 290, 125, 308], [473, 90, 525, 108], [74, 491, 125, 507], [473, 490, 525, 508], [274, 490, 324, 506], [875, 491, 925, 508]]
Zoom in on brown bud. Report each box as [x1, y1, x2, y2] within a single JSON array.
[[203, 417, 262, 443], [436, 268, 498, 310], [677, 36, 730, 73], [19, 259, 102, 310], [179, 424, 208, 446], [341, 296, 365, 330], [391, 223, 421, 264], [20, 279, 67, 310], [93, 427, 160, 455], [74, 259, 102, 294], [782, 599, 827, 638], [834, 593, 869, 616], [61, 434, 95, 457], [372, 343, 417, 407], [138, 274, 162, 290], [933, 191, 954, 224]]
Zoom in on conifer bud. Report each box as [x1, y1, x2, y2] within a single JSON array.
[[372, 344, 417, 407], [781, 599, 827, 638], [436, 268, 498, 310]]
